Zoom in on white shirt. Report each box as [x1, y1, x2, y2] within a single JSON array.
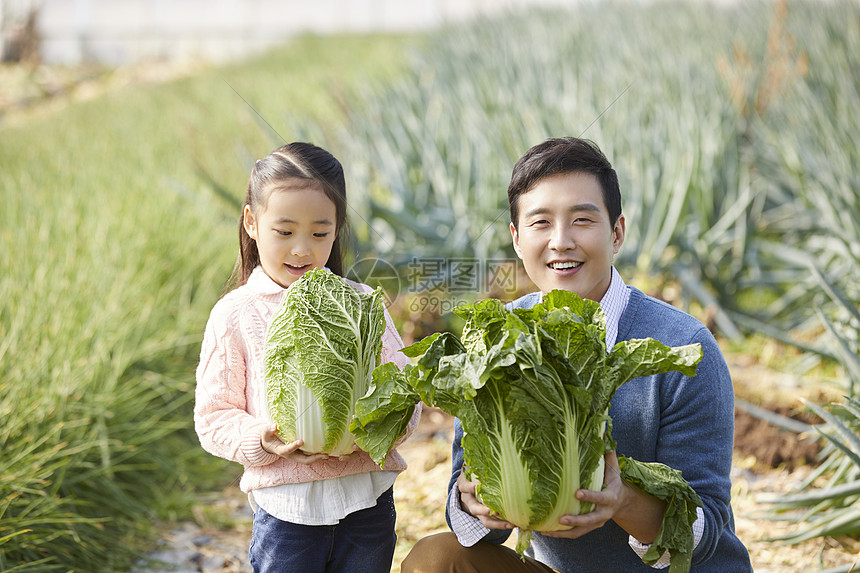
[[250, 470, 398, 525]]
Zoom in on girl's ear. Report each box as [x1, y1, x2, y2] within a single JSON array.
[[243, 205, 258, 240]]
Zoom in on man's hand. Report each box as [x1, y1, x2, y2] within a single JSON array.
[[542, 450, 623, 539], [457, 470, 514, 530], [543, 451, 666, 543]]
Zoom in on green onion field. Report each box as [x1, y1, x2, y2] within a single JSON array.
[[1, 1, 858, 570]]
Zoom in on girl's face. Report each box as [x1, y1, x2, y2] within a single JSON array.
[[243, 182, 337, 289]]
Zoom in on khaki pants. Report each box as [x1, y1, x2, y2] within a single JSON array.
[[400, 532, 557, 573]]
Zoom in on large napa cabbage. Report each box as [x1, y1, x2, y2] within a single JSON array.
[[352, 290, 704, 571], [264, 268, 386, 457]]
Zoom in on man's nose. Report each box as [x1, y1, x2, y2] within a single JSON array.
[[549, 227, 575, 250]]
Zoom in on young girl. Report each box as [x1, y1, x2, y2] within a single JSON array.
[[194, 142, 420, 573]]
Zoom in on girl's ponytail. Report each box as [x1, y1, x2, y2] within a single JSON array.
[[225, 180, 261, 291]]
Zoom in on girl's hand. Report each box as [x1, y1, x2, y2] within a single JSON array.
[[261, 426, 330, 465], [333, 443, 362, 462], [457, 469, 514, 530]]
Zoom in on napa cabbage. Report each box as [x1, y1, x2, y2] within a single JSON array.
[[351, 290, 704, 571], [264, 268, 386, 457]]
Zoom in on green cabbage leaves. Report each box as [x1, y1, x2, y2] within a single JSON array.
[[351, 290, 704, 570], [264, 268, 386, 456]]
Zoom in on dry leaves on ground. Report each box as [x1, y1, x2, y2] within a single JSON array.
[[166, 407, 859, 573], [392, 408, 860, 573]]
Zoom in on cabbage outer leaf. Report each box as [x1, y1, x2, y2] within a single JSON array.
[[350, 362, 419, 467], [619, 457, 703, 572], [264, 269, 385, 456]]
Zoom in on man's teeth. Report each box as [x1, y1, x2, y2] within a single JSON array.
[[550, 262, 581, 270]]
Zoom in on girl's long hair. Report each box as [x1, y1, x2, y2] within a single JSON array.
[[227, 142, 349, 290]]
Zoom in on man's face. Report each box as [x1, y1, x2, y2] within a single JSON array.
[[510, 171, 625, 302]]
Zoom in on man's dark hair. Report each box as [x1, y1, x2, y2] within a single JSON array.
[[508, 137, 622, 229]]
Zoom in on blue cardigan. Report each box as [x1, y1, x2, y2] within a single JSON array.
[[445, 287, 752, 572]]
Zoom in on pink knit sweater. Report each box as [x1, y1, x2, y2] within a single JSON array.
[[194, 267, 419, 494]]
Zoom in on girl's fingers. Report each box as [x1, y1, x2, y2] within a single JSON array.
[[334, 443, 362, 461], [261, 429, 314, 459], [262, 427, 364, 464], [282, 439, 304, 452], [290, 451, 330, 465]]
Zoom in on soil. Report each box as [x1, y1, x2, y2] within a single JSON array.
[[136, 405, 859, 573], [733, 404, 821, 469]]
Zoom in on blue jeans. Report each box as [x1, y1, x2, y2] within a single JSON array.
[[249, 487, 396, 573]]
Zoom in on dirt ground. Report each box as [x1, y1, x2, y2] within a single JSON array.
[[393, 406, 860, 573], [166, 402, 858, 573]]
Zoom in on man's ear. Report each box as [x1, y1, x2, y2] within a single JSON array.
[[243, 205, 257, 240], [510, 222, 523, 259], [612, 214, 626, 254]]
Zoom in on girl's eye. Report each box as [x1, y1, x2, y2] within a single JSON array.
[[313, 233, 329, 238], [276, 230, 291, 236]]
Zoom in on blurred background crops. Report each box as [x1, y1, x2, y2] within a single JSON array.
[[1, 0, 859, 570], [309, 0, 860, 354], [0, 33, 415, 571]]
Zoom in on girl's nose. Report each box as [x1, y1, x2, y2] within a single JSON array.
[[291, 240, 311, 257]]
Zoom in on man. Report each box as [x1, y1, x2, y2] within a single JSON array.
[[401, 137, 751, 572]]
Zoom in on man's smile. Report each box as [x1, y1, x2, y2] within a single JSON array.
[[548, 261, 583, 270]]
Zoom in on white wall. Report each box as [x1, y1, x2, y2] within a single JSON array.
[[22, 0, 579, 65]]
